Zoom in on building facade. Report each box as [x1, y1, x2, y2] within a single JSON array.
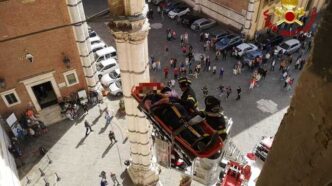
[[183, 0, 326, 38], [0, 0, 97, 123]]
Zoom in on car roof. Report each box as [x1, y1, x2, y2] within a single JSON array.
[[89, 36, 101, 42], [194, 18, 208, 24], [284, 39, 300, 45], [96, 46, 116, 56], [236, 43, 251, 49], [91, 42, 105, 48], [100, 58, 117, 66], [247, 50, 262, 56]]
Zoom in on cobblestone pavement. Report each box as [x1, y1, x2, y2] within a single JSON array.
[[18, 1, 309, 185]]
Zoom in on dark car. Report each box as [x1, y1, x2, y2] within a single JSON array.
[[258, 34, 284, 50], [209, 32, 230, 43], [164, 1, 185, 13], [215, 35, 243, 51], [181, 14, 202, 27], [243, 50, 263, 65]]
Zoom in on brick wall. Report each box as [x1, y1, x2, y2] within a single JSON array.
[[0, 0, 87, 118]]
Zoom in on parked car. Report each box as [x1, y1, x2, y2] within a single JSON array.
[[89, 35, 102, 45], [95, 46, 117, 63], [243, 50, 263, 65], [89, 30, 97, 37], [215, 35, 243, 51], [164, 2, 185, 13], [234, 43, 258, 57], [168, 6, 190, 19], [96, 58, 118, 79], [190, 18, 216, 31], [109, 80, 123, 97], [101, 68, 121, 87], [209, 32, 230, 43], [181, 14, 202, 27], [258, 34, 284, 50], [91, 42, 107, 53], [274, 39, 301, 55]]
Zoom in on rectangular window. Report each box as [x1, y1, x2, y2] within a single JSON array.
[[63, 69, 79, 87], [1, 89, 21, 107]]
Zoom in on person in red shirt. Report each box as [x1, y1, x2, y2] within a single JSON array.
[[173, 67, 179, 79], [163, 66, 169, 79]]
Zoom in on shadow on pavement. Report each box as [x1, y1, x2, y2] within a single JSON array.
[[99, 123, 110, 134], [120, 169, 134, 186], [102, 143, 115, 158], [75, 134, 89, 149], [17, 119, 74, 179], [91, 113, 103, 126]]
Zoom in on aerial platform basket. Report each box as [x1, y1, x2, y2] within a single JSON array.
[[131, 82, 224, 160]]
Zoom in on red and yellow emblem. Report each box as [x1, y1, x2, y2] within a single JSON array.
[[274, 0, 305, 25]]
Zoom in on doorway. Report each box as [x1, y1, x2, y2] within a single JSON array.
[[32, 81, 57, 109]]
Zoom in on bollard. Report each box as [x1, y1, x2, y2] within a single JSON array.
[[55, 172, 61, 181], [26, 176, 31, 184], [46, 155, 52, 164], [43, 178, 50, 186], [39, 168, 45, 177]]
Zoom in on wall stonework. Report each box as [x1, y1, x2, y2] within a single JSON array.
[[257, 2, 332, 185]]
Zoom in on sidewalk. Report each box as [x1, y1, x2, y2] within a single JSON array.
[[19, 97, 203, 186]]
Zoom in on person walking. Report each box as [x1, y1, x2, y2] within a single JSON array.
[[202, 86, 208, 97], [236, 86, 241, 101], [219, 67, 224, 79], [184, 32, 189, 44], [215, 49, 221, 61], [212, 65, 217, 75], [271, 59, 276, 71], [156, 60, 161, 71], [226, 86, 232, 100], [222, 50, 227, 60], [110, 172, 120, 186], [109, 130, 117, 143], [105, 108, 114, 125], [84, 120, 93, 136], [163, 66, 169, 79], [217, 85, 225, 97]]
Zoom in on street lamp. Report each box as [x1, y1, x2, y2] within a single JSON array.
[[25, 53, 34, 63], [62, 53, 71, 69]]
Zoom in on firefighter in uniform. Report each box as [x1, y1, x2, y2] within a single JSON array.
[[178, 77, 198, 113], [204, 96, 228, 140]]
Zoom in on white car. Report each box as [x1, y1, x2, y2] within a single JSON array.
[[101, 68, 121, 87], [89, 35, 102, 45], [95, 47, 117, 63], [235, 43, 258, 57], [168, 6, 190, 19], [96, 58, 118, 79], [91, 42, 107, 53], [109, 80, 123, 97], [274, 39, 301, 55]]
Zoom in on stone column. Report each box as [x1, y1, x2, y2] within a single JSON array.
[[66, 0, 98, 89], [108, 1, 159, 185]]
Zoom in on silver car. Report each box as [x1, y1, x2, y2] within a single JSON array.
[[274, 39, 301, 55], [191, 18, 216, 31]]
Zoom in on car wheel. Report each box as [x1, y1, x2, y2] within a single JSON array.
[[116, 92, 123, 97]]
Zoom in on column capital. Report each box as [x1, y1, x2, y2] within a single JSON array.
[[109, 17, 149, 44]]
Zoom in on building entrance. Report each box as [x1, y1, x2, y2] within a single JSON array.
[[32, 81, 57, 109]]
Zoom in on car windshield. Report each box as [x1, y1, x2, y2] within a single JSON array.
[[280, 43, 290, 50], [110, 71, 120, 79], [220, 38, 230, 45], [96, 63, 104, 71], [115, 81, 122, 88]]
